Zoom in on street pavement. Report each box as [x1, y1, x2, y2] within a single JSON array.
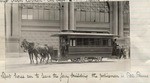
[[5, 53, 131, 73]]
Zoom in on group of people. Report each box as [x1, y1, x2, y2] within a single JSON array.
[[112, 39, 127, 59]]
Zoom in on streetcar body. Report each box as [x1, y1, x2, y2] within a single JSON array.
[[52, 30, 117, 62]]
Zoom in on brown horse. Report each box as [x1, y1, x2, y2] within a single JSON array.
[[21, 39, 52, 64], [21, 39, 37, 64], [33, 43, 50, 64], [44, 44, 54, 62]]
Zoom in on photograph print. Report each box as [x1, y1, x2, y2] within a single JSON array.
[[5, 1, 130, 72]]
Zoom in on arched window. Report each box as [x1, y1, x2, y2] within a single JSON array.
[[21, 3, 61, 20], [75, 2, 110, 23]]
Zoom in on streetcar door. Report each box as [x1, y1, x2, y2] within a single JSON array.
[[60, 36, 69, 57]]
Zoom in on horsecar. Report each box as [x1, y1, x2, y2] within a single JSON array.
[[51, 30, 118, 62]]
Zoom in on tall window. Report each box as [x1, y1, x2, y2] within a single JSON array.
[[123, 1, 129, 25], [75, 2, 110, 22], [21, 3, 61, 20]]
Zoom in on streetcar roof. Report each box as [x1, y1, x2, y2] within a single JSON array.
[[62, 30, 109, 33], [52, 32, 118, 37]]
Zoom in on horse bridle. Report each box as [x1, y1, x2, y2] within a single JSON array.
[[21, 40, 29, 52]]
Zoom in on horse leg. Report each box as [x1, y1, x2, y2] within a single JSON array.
[[40, 53, 43, 63], [30, 53, 33, 64], [42, 58, 44, 63], [46, 54, 49, 64], [40, 57, 43, 63], [28, 53, 32, 64], [32, 53, 35, 63], [34, 52, 38, 64], [49, 54, 52, 63], [40, 58, 42, 63], [32, 53, 35, 64], [119, 50, 122, 59], [40, 55, 43, 64], [43, 53, 46, 63], [42, 55, 45, 63]]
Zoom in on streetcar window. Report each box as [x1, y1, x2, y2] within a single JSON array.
[[95, 39, 100, 46], [76, 38, 103, 46], [103, 39, 108, 46], [108, 39, 112, 46], [74, 38, 111, 47], [89, 38, 94, 46], [99, 39, 102, 46], [94, 38, 102, 46], [70, 39, 76, 46], [77, 38, 83, 46], [83, 38, 89, 46], [70, 39, 73, 46], [73, 39, 76, 46]]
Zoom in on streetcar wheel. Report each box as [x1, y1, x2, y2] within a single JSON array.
[[98, 57, 103, 62], [79, 57, 85, 63], [95, 57, 99, 62], [71, 59, 77, 62]]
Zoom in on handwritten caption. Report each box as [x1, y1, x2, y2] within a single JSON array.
[[0, 0, 111, 3], [0, 71, 149, 81]]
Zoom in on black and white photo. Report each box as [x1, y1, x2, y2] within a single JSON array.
[[5, 1, 130, 72]]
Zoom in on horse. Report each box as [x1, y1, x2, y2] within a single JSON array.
[[33, 43, 50, 64], [21, 39, 37, 64], [44, 44, 54, 62], [21, 39, 52, 64]]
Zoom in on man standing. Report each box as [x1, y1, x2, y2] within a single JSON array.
[[112, 39, 118, 56]]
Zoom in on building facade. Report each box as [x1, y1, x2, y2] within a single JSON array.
[[5, 1, 130, 53]]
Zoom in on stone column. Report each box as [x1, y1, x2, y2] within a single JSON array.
[[63, 2, 68, 30], [118, 2, 124, 37], [18, 4, 22, 38], [12, 3, 19, 37], [10, 4, 20, 53], [59, 4, 63, 30], [6, 3, 12, 38], [74, 9, 77, 30], [108, 2, 113, 34], [69, 2, 75, 30], [112, 2, 118, 35]]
